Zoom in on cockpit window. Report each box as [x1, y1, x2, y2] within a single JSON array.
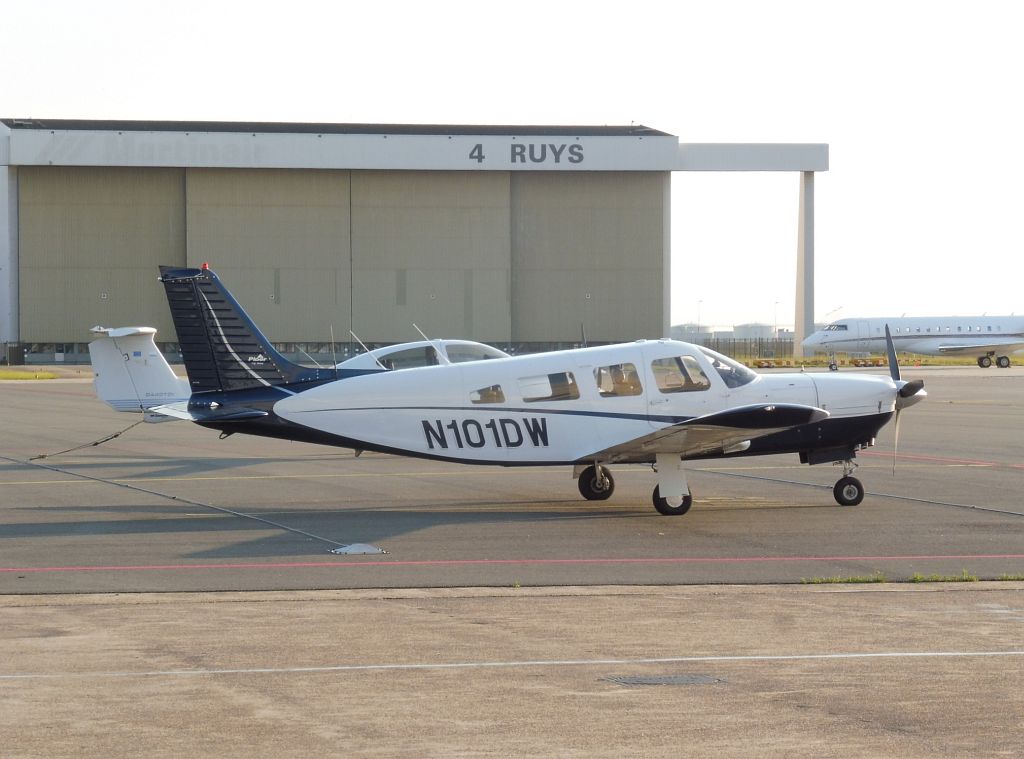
[[824, 323, 848, 331], [594, 363, 643, 397], [650, 356, 711, 393], [698, 347, 757, 388]]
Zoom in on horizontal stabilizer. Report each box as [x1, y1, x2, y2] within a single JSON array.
[[146, 402, 269, 423]]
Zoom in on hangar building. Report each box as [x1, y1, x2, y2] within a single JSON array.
[[0, 120, 827, 362]]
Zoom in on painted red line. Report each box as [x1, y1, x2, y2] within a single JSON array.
[[4, 554, 1024, 574], [861, 450, 1024, 468]]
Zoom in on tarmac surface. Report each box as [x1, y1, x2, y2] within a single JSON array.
[[2, 365, 1023, 756]]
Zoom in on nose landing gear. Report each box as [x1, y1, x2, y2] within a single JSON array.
[[833, 459, 865, 506]]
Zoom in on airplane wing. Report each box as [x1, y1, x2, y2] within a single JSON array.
[[937, 338, 1024, 354], [584, 403, 829, 463]]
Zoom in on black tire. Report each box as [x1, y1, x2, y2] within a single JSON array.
[[652, 485, 693, 515], [978, 356, 993, 368], [578, 465, 614, 500], [833, 476, 864, 506], [997, 356, 1011, 369]]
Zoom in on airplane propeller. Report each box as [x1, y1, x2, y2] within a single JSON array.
[[885, 324, 926, 473]]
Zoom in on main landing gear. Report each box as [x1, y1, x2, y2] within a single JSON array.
[[978, 354, 1012, 368], [577, 464, 615, 501], [577, 454, 694, 516], [832, 459, 865, 506]]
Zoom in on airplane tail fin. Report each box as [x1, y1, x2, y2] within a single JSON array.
[[88, 326, 191, 415], [158, 265, 325, 393]]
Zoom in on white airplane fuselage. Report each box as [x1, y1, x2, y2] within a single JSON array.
[[803, 316, 1024, 367], [272, 340, 900, 466]]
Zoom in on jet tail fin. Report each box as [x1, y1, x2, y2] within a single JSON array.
[[158, 265, 328, 393], [88, 326, 191, 415]]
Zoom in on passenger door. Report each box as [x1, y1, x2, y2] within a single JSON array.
[[642, 347, 713, 428]]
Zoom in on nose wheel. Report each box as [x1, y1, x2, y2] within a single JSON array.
[[833, 476, 865, 506], [833, 459, 864, 506]]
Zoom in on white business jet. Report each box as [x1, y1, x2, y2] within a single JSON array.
[[803, 316, 1024, 368], [92, 264, 927, 514]]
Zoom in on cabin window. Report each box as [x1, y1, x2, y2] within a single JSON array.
[[470, 384, 505, 404], [518, 372, 580, 402], [594, 363, 643, 397], [988, 326, 993, 332], [651, 355, 712, 393], [447, 344, 509, 363]]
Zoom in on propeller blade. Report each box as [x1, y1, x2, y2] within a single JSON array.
[[885, 324, 901, 382], [892, 408, 901, 475]]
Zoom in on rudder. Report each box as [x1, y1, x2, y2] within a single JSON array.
[[159, 265, 319, 393]]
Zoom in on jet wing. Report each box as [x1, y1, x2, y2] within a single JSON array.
[[145, 402, 269, 423], [584, 403, 828, 463], [937, 338, 1024, 354]]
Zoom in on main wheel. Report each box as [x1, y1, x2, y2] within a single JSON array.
[[978, 356, 993, 368], [652, 485, 693, 515], [833, 476, 864, 506], [997, 355, 1011, 368], [577, 465, 614, 500]]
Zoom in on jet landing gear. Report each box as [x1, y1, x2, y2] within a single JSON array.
[[833, 460, 865, 506], [978, 353, 1012, 368]]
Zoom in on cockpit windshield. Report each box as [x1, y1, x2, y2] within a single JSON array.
[[697, 347, 757, 388], [823, 323, 848, 331]]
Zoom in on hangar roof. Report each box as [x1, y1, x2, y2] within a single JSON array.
[[1, 118, 672, 137], [0, 118, 826, 172]]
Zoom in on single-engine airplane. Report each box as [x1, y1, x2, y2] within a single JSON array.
[[92, 264, 927, 514]]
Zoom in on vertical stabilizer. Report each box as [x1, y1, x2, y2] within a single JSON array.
[[158, 265, 321, 392], [88, 326, 190, 413]]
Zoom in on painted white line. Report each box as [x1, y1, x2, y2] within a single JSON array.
[[4, 650, 1024, 680]]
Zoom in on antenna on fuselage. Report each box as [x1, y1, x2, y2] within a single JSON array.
[[350, 330, 389, 370], [580, 322, 588, 348], [330, 324, 338, 379], [412, 323, 452, 366]]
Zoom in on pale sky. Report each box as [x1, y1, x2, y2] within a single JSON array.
[[5, 0, 1022, 329]]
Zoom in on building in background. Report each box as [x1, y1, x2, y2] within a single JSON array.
[[1, 120, 826, 363]]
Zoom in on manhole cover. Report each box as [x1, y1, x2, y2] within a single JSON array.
[[603, 674, 723, 686]]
